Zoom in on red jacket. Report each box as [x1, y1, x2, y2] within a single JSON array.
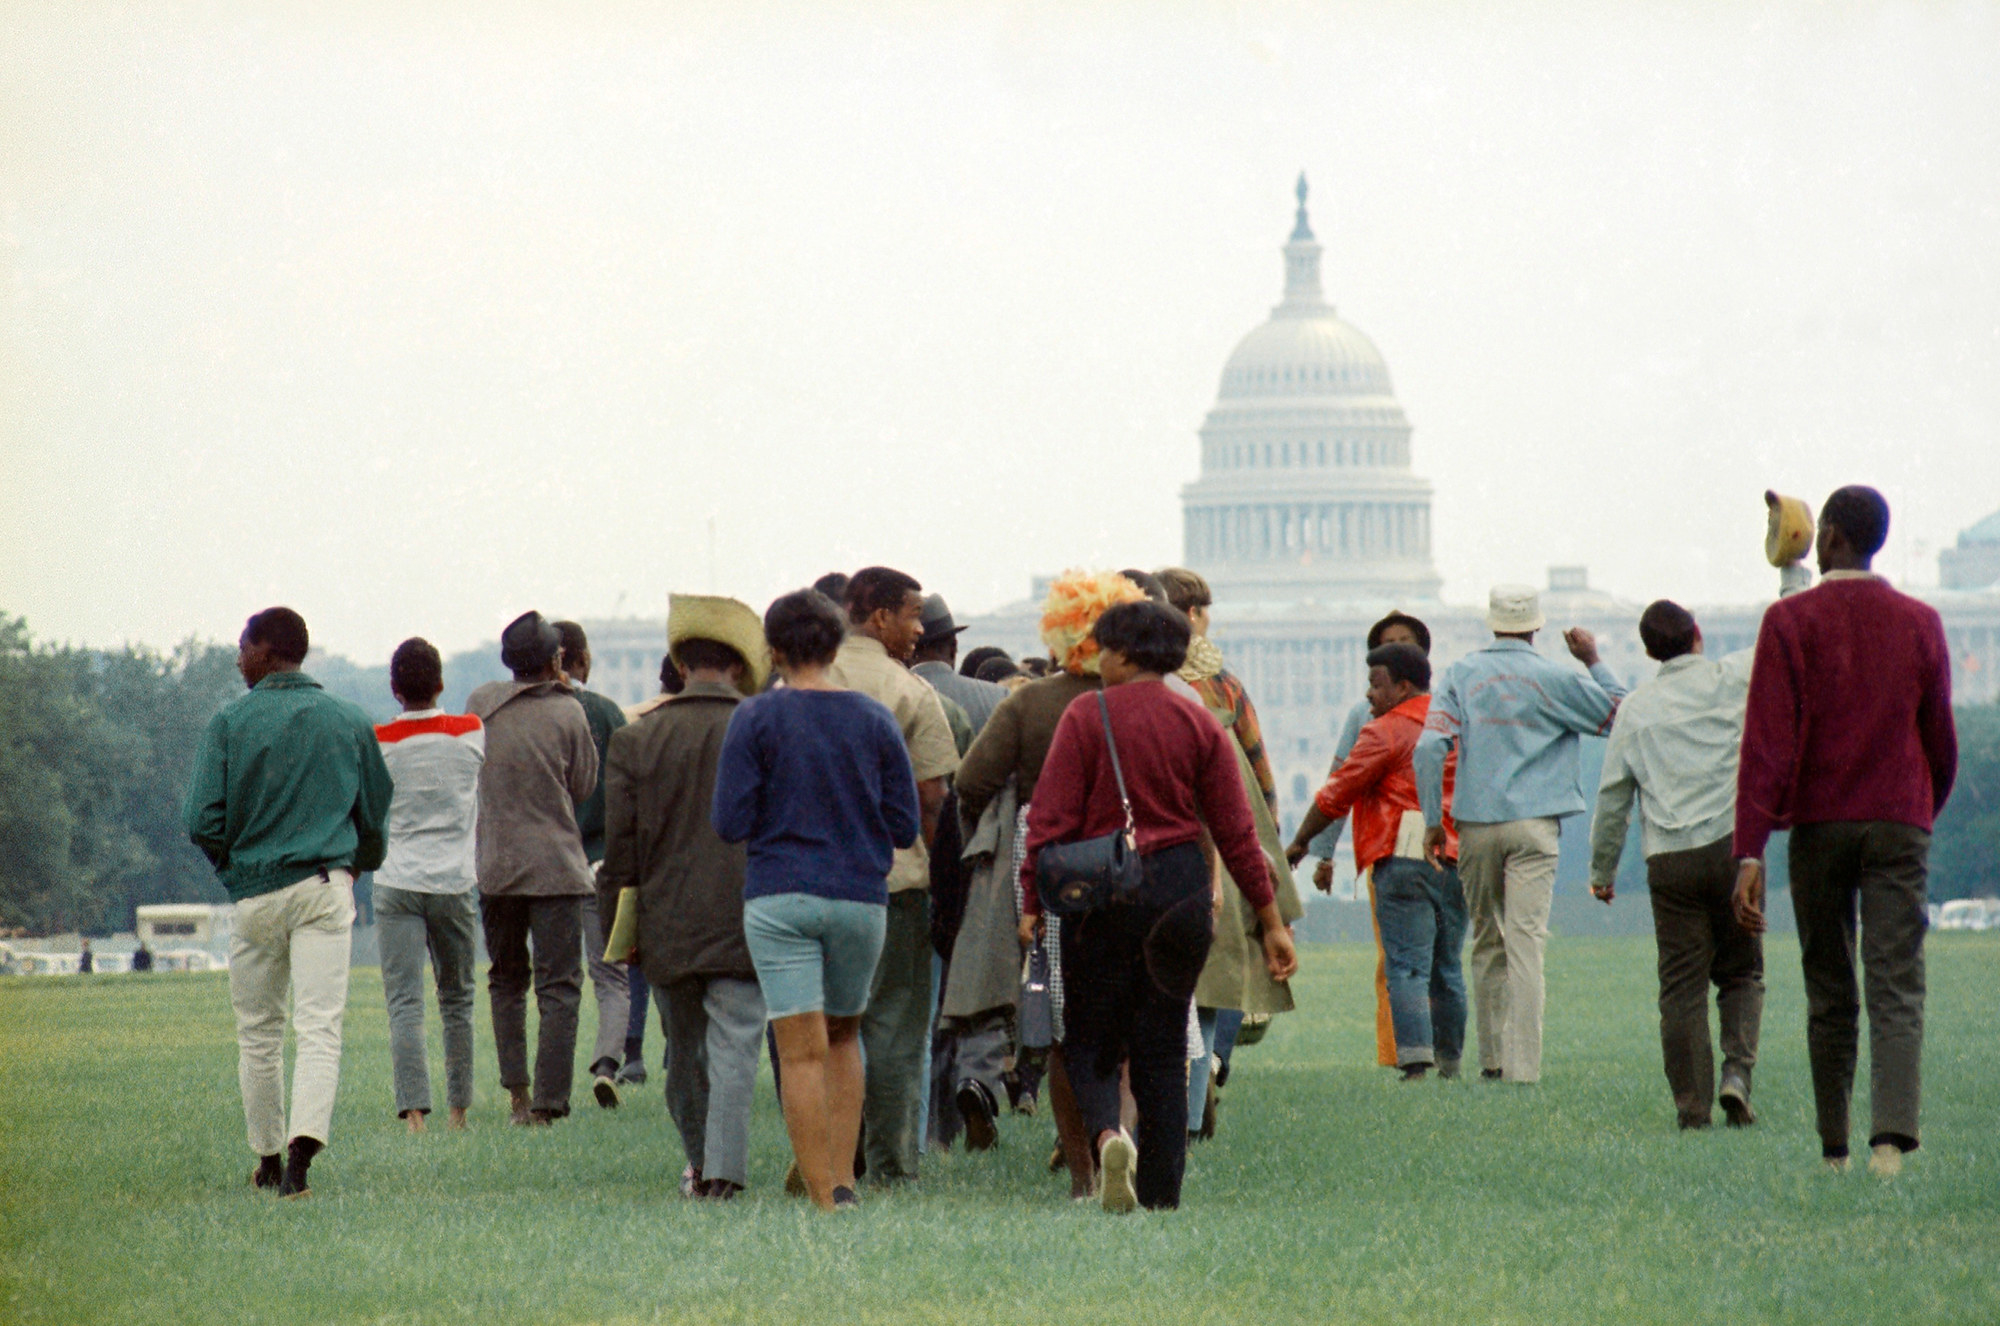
[[1734, 575, 1957, 860], [1023, 680, 1274, 916], [1315, 694, 1458, 872]]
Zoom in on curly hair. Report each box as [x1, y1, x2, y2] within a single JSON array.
[[1039, 569, 1147, 677]]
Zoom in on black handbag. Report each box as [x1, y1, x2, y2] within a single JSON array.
[[1017, 943, 1054, 1050], [1034, 691, 1145, 915]]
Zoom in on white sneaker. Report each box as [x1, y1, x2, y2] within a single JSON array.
[[1099, 1132, 1138, 1214]]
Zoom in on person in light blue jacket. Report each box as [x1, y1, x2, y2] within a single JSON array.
[[1414, 585, 1626, 1085]]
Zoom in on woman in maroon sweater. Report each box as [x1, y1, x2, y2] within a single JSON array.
[[1022, 601, 1298, 1213]]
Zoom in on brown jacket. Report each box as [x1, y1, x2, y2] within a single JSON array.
[[466, 679, 597, 897], [956, 670, 1099, 823], [596, 681, 753, 985]]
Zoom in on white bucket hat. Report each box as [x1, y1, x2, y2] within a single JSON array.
[[1487, 584, 1545, 634]]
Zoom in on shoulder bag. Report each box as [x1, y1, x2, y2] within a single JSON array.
[[1034, 691, 1145, 915]]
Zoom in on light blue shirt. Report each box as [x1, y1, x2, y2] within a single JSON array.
[[1415, 638, 1627, 827], [1307, 697, 1372, 858]]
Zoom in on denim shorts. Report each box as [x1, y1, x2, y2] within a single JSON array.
[[742, 892, 887, 1020]]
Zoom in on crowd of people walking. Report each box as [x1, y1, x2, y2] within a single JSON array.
[[182, 483, 1956, 1205]]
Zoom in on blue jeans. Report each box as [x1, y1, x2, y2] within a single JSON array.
[[1372, 856, 1468, 1068]]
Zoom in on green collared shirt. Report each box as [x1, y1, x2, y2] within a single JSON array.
[[182, 671, 395, 902]]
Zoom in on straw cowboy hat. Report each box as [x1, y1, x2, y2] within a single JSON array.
[[667, 594, 770, 696], [1486, 584, 1546, 634], [1764, 490, 1815, 567]]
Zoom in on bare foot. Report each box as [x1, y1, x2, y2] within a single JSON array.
[[447, 1107, 468, 1131], [404, 1111, 426, 1135]]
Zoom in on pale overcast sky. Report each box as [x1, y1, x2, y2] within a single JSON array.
[[4, 1, 1996, 663]]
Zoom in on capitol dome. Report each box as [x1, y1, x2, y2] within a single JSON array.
[[1217, 316, 1395, 400], [1181, 175, 1440, 606]]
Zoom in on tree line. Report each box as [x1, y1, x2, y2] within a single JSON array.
[[1, 611, 1995, 937]]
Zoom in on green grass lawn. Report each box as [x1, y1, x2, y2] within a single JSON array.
[[2, 935, 1996, 1325]]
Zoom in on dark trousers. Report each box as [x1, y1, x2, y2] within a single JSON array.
[[1646, 838, 1763, 1121], [480, 894, 584, 1116], [861, 889, 932, 1181], [1789, 821, 1930, 1155], [1059, 842, 1213, 1211]]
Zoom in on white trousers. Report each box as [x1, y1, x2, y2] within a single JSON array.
[[229, 870, 355, 1154]]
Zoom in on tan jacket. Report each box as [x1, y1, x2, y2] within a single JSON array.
[[466, 679, 597, 897], [827, 635, 959, 893]]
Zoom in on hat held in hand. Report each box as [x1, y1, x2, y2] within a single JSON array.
[[667, 594, 770, 696], [1764, 491, 1815, 568], [1486, 584, 1545, 634]]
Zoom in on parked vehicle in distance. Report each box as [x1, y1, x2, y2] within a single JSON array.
[[1936, 898, 1999, 932]]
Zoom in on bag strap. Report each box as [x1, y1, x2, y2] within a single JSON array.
[[1096, 690, 1136, 837]]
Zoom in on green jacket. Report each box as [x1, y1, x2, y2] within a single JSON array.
[[182, 671, 394, 902], [571, 687, 628, 864]]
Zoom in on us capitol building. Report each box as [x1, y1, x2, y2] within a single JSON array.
[[583, 178, 2000, 838]]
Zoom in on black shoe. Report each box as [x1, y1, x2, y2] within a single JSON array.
[[831, 1185, 860, 1210], [1197, 1076, 1218, 1139], [1399, 1063, 1433, 1082], [698, 1179, 744, 1201], [1678, 1110, 1713, 1131], [1213, 1059, 1231, 1089], [278, 1136, 320, 1199], [1480, 1068, 1503, 1081], [956, 1079, 998, 1152], [249, 1153, 283, 1191]]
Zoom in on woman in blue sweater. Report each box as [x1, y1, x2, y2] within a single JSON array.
[[711, 589, 920, 1212]]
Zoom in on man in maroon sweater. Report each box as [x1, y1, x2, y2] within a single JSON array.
[[1731, 486, 1957, 1179]]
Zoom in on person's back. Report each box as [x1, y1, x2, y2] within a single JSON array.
[[714, 687, 918, 902], [611, 686, 748, 978], [465, 611, 600, 1125], [608, 596, 771, 1198], [190, 677, 391, 899], [1414, 586, 1625, 1087], [1737, 577, 1954, 841], [1590, 602, 1763, 1131], [1731, 485, 1957, 1179], [465, 679, 596, 894], [182, 606, 391, 1198], [374, 712, 485, 891]]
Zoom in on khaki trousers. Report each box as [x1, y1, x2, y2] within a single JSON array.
[[1457, 818, 1559, 1082], [229, 870, 356, 1155]]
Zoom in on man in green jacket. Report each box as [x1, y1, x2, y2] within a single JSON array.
[[555, 621, 632, 1108], [183, 607, 393, 1198]]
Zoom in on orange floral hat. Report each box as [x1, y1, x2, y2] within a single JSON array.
[[1039, 569, 1147, 676]]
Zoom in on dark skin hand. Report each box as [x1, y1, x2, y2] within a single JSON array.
[[1731, 859, 1767, 934]]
